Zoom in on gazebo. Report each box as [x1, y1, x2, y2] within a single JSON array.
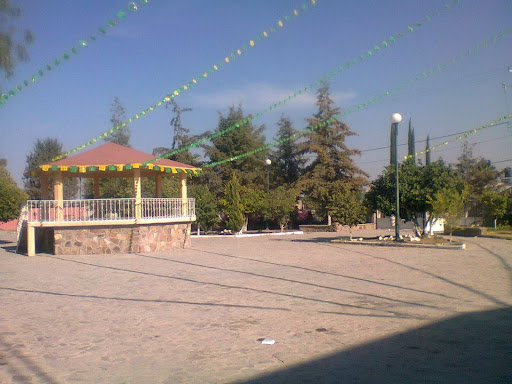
[[22, 142, 201, 256]]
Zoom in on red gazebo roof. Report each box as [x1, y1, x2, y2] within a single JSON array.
[[38, 143, 201, 177]]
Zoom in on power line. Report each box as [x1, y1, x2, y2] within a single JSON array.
[[360, 120, 511, 153], [356, 134, 512, 166]]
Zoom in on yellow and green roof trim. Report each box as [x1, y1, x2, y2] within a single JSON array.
[[38, 142, 201, 177]]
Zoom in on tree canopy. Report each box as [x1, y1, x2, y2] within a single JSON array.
[[203, 105, 266, 195], [428, 186, 465, 241], [23, 138, 78, 199], [0, 160, 27, 221], [298, 83, 367, 217], [272, 115, 304, 185], [456, 142, 498, 197], [0, 0, 34, 90], [365, 160, 463, 236]]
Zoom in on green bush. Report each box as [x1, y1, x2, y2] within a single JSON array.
[[0, 166, 27, 222]]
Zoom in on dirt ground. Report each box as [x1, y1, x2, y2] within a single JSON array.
[[0, 230, 511, 383]]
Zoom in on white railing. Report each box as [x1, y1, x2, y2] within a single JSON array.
[[141, 198, 195, 219], [26, 198, 195, 224]]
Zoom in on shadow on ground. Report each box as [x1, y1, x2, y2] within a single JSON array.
[[234, 307, 512, 384]]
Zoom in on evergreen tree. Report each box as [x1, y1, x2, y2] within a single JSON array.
[[297, 83, 367, 217], [222, 174, 244, 233], [105, 97, 130, 147], [425, 135, 431, 165], [203, 105, 266, 194], [272, 115, 304, 185], [0, 0, 34, 91], [23, 138, 78, 199], [407, 118, 416, 164]]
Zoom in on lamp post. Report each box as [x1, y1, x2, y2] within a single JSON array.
[[265, 158, 271, 193], [391, 113, 402, 242], [265, 159, 271, 230]]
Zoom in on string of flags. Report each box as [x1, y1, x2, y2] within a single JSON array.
[[52, 0, 319, 161], [0, 0, 150, 106], [146, 0, 462, 165], [203, 26, 512, 168]]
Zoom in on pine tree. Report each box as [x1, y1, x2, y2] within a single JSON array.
[[203, 105, 266, 194], [425, 135, 431, 165], [298, 83, 367, 217], [408, 118, 416, 164], [222, 174, 244, 233], [105, 97, 130, 147], [23, 138, 78, 199], [273, 115, 304, 185]]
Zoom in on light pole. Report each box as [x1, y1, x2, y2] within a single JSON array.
[[265, 158, 271, 193], [265, 158, 271, 230], [391, 113, 402, 242]]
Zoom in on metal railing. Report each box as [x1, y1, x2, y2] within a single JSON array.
[[141, 198, 195, 219], [26, 198, 195, 223]]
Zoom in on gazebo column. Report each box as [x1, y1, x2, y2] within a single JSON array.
[[133, 169, 142, 219], [93, 177, 100, 199], [40, 174, 49, 199], [53, 172, 64, 222], [155, 174, 162, 198], [180, 173, 188, 217]]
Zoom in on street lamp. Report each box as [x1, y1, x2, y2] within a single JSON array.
[[391, 113, 402, 242], [265, 159, 271, 193], [265, 159, 272, 230]]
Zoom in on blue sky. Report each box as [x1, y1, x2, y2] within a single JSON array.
[[2, 0, 512, 186]]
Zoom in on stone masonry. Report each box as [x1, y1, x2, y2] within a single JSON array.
[[53, 223, 191, 255]]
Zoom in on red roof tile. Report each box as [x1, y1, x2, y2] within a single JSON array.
[[43, 143, 200, 170]]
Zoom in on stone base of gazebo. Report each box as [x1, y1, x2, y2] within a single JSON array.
[[27, 223, 192, 255]]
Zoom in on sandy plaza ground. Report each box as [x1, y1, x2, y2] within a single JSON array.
[[0, 229, 511, 383]]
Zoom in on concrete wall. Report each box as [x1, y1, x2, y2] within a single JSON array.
[[52, 223, 191, 255]]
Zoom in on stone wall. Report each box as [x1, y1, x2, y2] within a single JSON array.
[[53, 223, 191, 255], [299, 223, 377, 233]]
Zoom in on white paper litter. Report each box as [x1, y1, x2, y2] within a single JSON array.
[[261, 338, 275, 345]]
